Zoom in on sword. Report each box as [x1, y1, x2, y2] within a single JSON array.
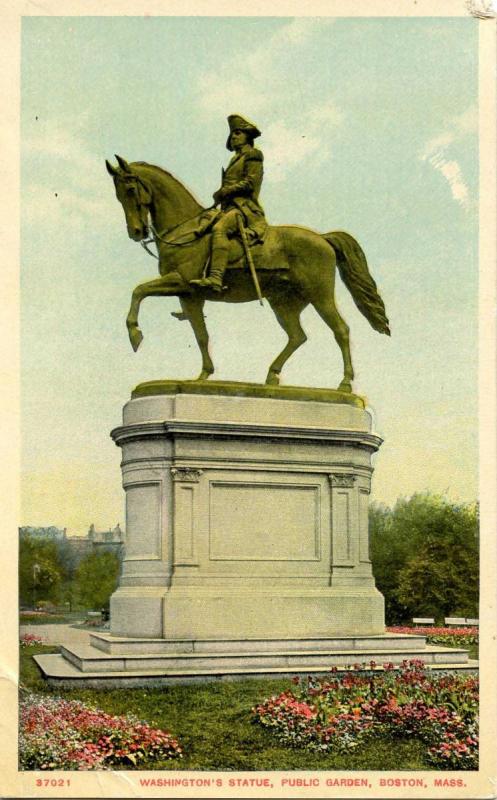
[[237, 214, 264, 307]]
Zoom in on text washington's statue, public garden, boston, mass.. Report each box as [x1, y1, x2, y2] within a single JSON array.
[[106, 113, 390, 392]]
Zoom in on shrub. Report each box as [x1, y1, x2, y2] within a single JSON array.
[[74, 551, 120, 610]]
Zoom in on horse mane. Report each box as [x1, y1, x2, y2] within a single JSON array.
[[131, 161, 204, 211]]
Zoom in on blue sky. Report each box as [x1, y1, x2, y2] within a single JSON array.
[[21, 16, 479, 534]]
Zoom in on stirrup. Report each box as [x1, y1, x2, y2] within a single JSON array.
[[189, 277, 226, 291]]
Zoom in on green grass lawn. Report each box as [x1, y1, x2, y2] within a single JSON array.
[[20, 612, 85, 625], [21, 645, 435, 771], [467, 644, 478, 660]]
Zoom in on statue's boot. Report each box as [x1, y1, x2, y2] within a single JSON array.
[[190, 240, 229, 292]]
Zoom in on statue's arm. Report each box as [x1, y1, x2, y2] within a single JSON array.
[[216, 150, 263, 201]]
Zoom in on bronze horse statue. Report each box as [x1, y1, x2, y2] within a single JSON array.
[[106, 155, 390, 391]]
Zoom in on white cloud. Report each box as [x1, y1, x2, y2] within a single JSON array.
[[24, 182, 115, 230], [437, 160, 469, 205], [23, 119, 115, 227], [270, 17, 325, 47], [196, 18, 342, 182], [263, 102, 342, 183], [308, 103, 344, 128], [451, 104, 478, 135], [263, 122, 322, 183], [244, 17, 329, 77], [421, 131, 455, 161], [197, 18, 336, 118], [196, 74, 265, 120], [419, 104, 477, 211]]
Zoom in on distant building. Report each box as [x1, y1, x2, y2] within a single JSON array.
[[88, 523, 125, 556], [63, 535, 92, 561], [20, 524, 125, 563], [19, 526, 67, 541]]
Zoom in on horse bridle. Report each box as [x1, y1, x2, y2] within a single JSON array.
[[120, 173, 152, 212], [119, 172, 206, 259]]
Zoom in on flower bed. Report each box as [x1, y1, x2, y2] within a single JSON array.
[[253, 660, 478, 769], [19, 693, 183, 770], [387, 625, 478, 648], [82, 618, 107, 628], [20, 634, 44, 648]]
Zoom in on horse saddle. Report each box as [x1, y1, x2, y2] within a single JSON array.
[[166, 210, 288, 273]]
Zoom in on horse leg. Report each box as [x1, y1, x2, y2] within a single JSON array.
[[178, 296, 214, 380], [265, 297, 308, 385], [126, 275, 185, 351], [312, 296, 354, 392]]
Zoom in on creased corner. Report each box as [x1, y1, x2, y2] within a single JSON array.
[[465, 0, 497, 19], [104, 769, 141, 796], [0, 669, 19, 690]]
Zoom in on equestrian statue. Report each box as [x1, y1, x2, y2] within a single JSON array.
[[106, 114, 390, 392]]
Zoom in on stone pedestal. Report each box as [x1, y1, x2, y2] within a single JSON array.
[[36, 382, 474, 686], [109, 381, 385, 641]]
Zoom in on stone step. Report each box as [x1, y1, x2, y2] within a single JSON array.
[[90, 631, 427, 656], [60, 642, 468, 674], [34, 653, 478, 689]]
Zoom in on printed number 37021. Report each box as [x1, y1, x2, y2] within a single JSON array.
[[36, 779, 71, 787]]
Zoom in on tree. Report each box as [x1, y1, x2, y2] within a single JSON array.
[[55, 537, 87, 610], [369, 502, 410, 622], [395, 498, 479, 619], [73, 551, 121, 610], [370, 493, 479, 624], [19, 534, 64, 607]]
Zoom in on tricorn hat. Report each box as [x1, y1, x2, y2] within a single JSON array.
[[226, 114, 261, 150]]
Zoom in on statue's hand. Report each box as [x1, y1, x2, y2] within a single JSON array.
[[214, 186, 230, 202]]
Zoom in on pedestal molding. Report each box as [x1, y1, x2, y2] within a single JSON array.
[[111, 419, 382, 451], [121, 457, 375, 475]]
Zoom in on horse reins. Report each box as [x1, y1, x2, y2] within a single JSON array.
[[126, 174, 214, 258]]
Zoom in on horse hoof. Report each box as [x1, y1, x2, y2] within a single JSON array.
[[265, 371, 280, 386], [196, 370, 213, 381], [129, 327, 143, 352], [337, 380, 352, 393]]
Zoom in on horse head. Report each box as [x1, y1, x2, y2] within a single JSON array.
[[106, 155, 152, 241]]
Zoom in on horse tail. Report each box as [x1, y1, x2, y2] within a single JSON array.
[[323, 231, 391, 336]]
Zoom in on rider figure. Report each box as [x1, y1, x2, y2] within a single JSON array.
[[190, 114, 267, 292]]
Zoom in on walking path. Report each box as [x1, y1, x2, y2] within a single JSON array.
[[20, 623, 93, 646]]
